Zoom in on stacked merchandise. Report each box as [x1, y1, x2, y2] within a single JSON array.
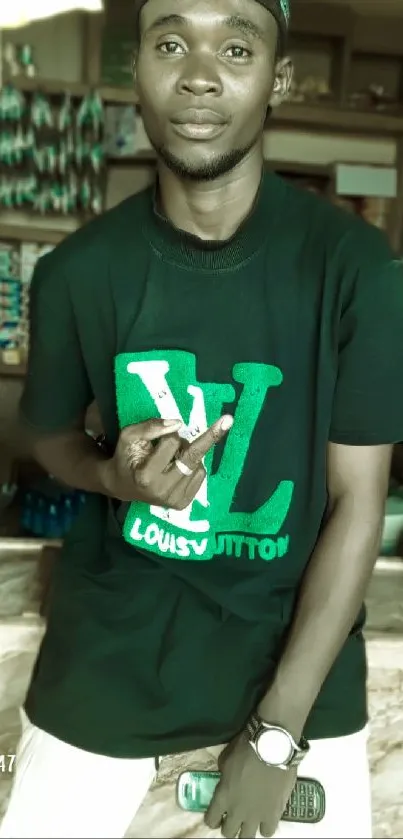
[[331, 195, 393, 231], [331, 164, 396, 234], [0, 85, 105, 216], [0, 241, 23, 364], [21, 477, 87, 540], [0, 238, 54, 366]]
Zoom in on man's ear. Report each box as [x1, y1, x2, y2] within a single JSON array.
[[269, 57, 293, 108]]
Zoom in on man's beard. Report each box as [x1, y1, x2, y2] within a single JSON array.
[[151, 139, 257, 182]]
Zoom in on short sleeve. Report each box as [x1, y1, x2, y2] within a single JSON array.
[[329, 230, 403, 445], [20, 253, 93, 433]]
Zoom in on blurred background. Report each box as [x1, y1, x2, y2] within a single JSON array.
[[2, 0, 403, 551], [0, 3, 402, 836]]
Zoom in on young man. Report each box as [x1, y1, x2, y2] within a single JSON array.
[[2, 0, 403, 837]]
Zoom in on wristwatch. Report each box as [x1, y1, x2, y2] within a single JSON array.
[[246, 713, 310, 771]]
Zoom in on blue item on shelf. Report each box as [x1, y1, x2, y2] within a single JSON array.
[[46, 502, 64, 539], [21, 491, 33, 532], [20, 485, 88, 538], [32, 495, 46, 536], [62, 495, 75, 534]]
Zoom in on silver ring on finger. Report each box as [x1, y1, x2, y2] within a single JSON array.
[[174, 458, 194, 478]]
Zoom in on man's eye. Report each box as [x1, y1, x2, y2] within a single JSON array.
[[224, 45, 251, 59], [158, 41, 184, 55]]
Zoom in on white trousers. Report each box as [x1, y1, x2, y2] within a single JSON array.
[[0, 711, 372, 839]]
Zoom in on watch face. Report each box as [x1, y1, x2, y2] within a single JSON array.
[[256, 728, 293, 766]]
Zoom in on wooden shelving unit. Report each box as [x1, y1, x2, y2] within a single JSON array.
[[2, 1, 403, 387], [0, 224, 67, 246], [0, 537, 63, 551], [273, 101, 403, 136], [8, 75, 403, 136], [1, 2, 402, 549], [0, 360, 27, 377], [3, 76, 135, 103]]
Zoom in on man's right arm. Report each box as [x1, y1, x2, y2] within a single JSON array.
[[19, 253, 105, 492], [25, 421, 113, 496], [20, 254, 183, 500], [20, 252, 232, 508]]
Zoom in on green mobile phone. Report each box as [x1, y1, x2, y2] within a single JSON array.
[[177, 770, 325, 824]]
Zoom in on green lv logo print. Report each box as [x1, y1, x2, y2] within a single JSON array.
[[115, 351, 294, 561]]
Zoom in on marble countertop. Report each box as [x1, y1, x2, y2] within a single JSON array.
[[365, 557, 403, 635], [0, 553, 402, 838], [0, 619, 398, 839]]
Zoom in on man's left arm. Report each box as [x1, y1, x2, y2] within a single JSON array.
[[258, 441, 391, 736], [206, 228, 403, 839], [258, 228, 403, 733]]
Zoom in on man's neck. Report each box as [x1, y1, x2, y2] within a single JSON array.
[[157, 145, 264, 242]]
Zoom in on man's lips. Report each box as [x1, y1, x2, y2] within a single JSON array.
[[171, 122, 227, 140], [171, 108, 227, 126], [170, 108, 228, 140]]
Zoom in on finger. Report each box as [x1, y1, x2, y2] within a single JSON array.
[[122, 418, 183, 443], [205, 785, 227, 830], [145, 434, 182, 474], [222, 816, 242, 839], [259, 822, 275, 838], [179, 415, 233, 472], [241, 822, 258, 838], [126, 440, 153, 470], [168, 466, 206, 511], [182, 465, 206, 500]]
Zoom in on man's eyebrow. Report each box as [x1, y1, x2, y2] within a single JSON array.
[[144, 13, 266, 41], [144, 14, 187, 34], [224, 15, 266, 40]]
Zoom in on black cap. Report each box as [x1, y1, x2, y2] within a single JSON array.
[[133, 0, 290, 50], [256, 0, 290, 48]]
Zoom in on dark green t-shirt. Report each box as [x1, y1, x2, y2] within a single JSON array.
[[21, 173, 403, 758]]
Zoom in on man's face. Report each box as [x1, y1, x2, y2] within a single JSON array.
[[135, 0, 292, 181]]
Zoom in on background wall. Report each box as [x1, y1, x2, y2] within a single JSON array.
[[298, 0, 403, 15]]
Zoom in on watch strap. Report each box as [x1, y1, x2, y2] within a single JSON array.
[[246, 714, 260, 741]]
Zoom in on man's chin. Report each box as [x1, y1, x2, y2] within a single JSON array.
[[155, 145, 252, 183]]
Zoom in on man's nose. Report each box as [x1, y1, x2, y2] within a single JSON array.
[[176, 53, 223, 97]]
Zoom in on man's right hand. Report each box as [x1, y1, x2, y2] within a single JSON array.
[[101, 415, 233, 509]]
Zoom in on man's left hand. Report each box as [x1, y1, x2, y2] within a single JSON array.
[[205, 732, 297, 838]]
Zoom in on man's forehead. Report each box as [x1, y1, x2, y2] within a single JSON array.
[[139, 0, 276, 24], [136, 0, 288, 49], [143, 10, 271, 41]]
